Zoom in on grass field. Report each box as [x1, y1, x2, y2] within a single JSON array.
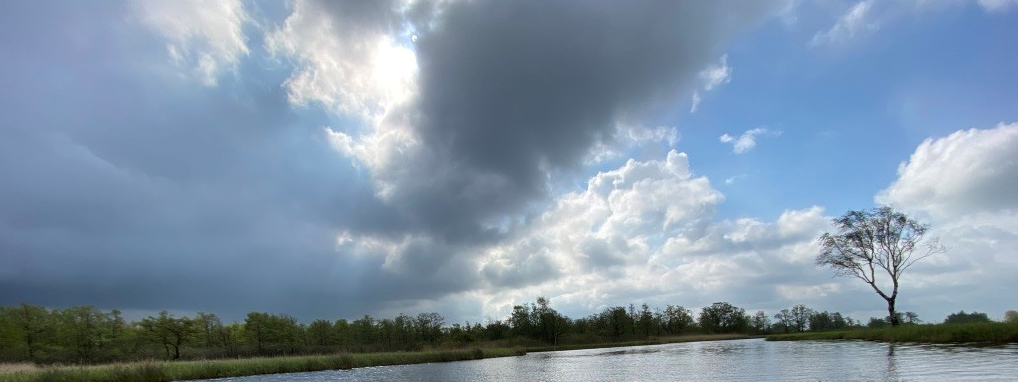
[[0, 348, 524, 382], [766, 322, 1018, 344]]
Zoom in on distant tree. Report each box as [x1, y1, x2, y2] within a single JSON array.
[[627, 304, 638, 336], [637, 303, 654, 339], [220, 322, 243, 354], [307, 319, 334, 347], [844, 316, 858, 328], [750, 311, 770, 334], [332, 319, 352, 351], [830, 312, 848, 329], [533, 297, 568, 345], [867, 317, 889, 328], [482, 318, 510, 341], [1005, 310, 1018, 323], [59, 306, 107, 362], [350, 315, 377, 351], [243, 312, 275, 354], [140, 311, 196, 360], [698, 302, 748, 334], [816, 206, 946, 326], [392, 313, 416, 351], [598, 306, 631, 342], [808, 311, 832, 332], [790, 304, 813, 332], [661, 305, 694, 335], [903, 311, 921, 325], [773, 309, 794, 334], [509, 305, 532, 340], [194, 312, 222, 349], [415, 312, 444, 344], [12, 304, 53, 361], [944, 311, 991, 325]]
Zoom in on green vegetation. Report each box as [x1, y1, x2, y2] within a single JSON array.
[[766, 321, 1018, 344], [943, 310, 992, 325], [3, 298, 1014, 381], [0, 348, 523, 382], [0, 299, 767, 367]]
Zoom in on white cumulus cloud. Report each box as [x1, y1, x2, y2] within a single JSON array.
[[877, 123, 1018, 219]]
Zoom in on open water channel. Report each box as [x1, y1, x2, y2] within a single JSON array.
[[195, 338, 1018, 381]]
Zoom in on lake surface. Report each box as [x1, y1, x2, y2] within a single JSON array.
[[198, 339, 1018, 381]]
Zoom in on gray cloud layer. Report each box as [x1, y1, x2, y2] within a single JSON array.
[[403, 0, 780, 237]]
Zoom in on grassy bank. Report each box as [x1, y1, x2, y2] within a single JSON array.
[[0, 348, 525, 382], [766, 322, 1018, 344], [527, 333, 757, 352]]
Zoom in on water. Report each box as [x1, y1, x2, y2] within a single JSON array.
[[199, 339, 1018, 381]]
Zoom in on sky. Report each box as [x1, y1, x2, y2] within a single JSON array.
[[1, 0, 1016, 325]]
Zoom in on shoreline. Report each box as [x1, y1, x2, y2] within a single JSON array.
[[0, 348, 522, 382], [765, 321, 1018, 344], [0, 334, 751, 382], [526, 333, 758, 352], [8, 327, 1012, 382]]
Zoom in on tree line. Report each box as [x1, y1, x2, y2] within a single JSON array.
[[0, 300, 1005, 365]]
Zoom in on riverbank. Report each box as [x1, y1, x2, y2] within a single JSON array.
[[0, 334, 761, 382], [526, 333, 757, 352], [766, 322, 1018, 344], [0, 348, 524, 382]]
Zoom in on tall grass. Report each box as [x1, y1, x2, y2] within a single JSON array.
[[766, 321, 1018, 344], [0, 364, 38, 374], [0, 348, 524, 382]]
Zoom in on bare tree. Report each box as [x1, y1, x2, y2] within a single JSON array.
[[816, 206, 945, 326]]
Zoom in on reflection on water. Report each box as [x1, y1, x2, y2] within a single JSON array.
[[886, 344, 900, 382], [195, 339, 1018, 382]]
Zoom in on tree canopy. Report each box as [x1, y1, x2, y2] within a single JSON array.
[[816, 206, 945, 326]]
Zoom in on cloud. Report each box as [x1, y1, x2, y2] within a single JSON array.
[[701, 54, 734, 91], [265, 0, 414, 119], [877, 123, 1018, 219], [584, 124, 680, 164], [269, 0, 788, 265], [810, 0, 1016, 48], [725, 174, 748, 185], [810, 0, 877, 47], [469, 152, 835, 318], [719, 127, 779, 154], [135, 0, 250, 86], [978, 0, 1018, 11], [690, 54, 732, 113]]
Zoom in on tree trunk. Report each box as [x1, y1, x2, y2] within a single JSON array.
[[887, 298, 900, 327]]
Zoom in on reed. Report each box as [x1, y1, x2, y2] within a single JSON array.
[[0, 348, 523, 382], [766, 321, 1018, 344]]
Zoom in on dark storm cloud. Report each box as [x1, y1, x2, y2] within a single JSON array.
[[373, 0, 783, 242]]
